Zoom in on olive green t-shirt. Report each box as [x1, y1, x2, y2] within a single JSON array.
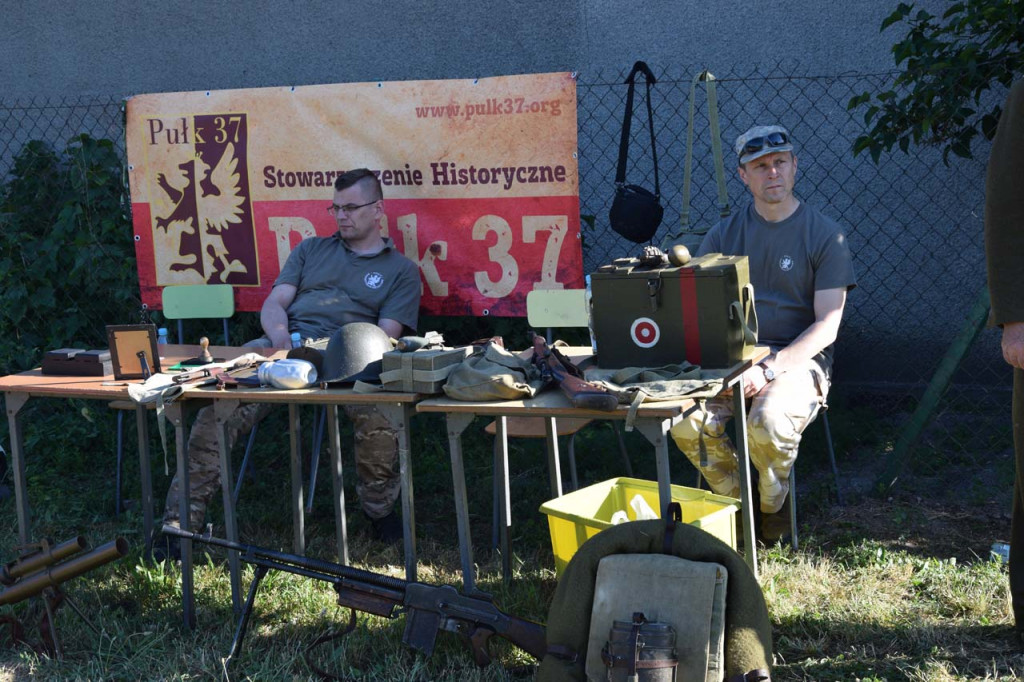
[[698, 202, 856, 372], [274, 234, 420, 341]]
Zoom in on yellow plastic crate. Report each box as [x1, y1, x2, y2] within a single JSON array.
[[539, 477, 740, 576]]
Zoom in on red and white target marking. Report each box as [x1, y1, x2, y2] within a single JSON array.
[[630, 317, 661, 348]]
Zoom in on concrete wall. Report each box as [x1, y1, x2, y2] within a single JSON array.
[[2, 0, 925, 97]]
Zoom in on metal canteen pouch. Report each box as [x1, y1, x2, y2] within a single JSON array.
[[257, 358, 318, 389], [602, 612, 678, 681]]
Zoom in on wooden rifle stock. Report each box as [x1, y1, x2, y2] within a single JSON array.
[[530, 333, 619, 411]]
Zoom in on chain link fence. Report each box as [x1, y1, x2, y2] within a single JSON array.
[[0, 95, 126, 173], [578, 64, 1011, 497], [0, 66, 1013, 497]]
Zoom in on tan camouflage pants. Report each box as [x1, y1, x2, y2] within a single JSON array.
[[162, 402, 401, 530], [669, 359, 827, 514]]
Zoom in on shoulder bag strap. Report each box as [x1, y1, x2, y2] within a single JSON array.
[[662, 70, 730, 249], [663, 501, 682, 552], [615, 61, 660, 198]]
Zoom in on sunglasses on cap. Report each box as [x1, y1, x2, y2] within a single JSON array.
[[742, 131, 790, 157]]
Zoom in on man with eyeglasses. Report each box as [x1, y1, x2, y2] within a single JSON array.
[[669, 125, 856, 543], [153, 168, 421, 560]]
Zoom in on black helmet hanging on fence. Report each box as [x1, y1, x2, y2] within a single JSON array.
[[321, 322, 393, 384]]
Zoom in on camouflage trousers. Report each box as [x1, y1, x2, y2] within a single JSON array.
[[669, 359, 827, 514], [161, 403, 401, 531]]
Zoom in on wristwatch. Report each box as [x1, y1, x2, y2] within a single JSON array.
[[759, 362, 775, 382]]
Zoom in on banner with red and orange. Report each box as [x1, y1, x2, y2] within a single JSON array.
[[125, 72, 580, 316]]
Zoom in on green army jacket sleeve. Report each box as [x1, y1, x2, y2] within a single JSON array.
[[985, 79, 1024, 326]]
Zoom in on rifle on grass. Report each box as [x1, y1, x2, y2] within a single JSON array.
[[0, 536, 128, 657], [530, 332, 619, 411], [164, 526, 546, 673]]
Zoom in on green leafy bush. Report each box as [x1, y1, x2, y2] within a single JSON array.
[[849, 0, 1024, 163], [0, 135, 139, 374]]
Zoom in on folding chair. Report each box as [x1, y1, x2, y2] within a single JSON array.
[[487, 289, 633, 568], [789, 408, 842, 550], [111, 284, 236, 515], [161, 283, 234, 345], [157, 283, 314, 511], [688, 384, 842, 550]]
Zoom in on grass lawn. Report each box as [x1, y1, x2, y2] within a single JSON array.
[[0, 396, 1019, 681]]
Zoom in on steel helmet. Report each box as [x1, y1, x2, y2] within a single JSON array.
[[321, 322, 393, 384]]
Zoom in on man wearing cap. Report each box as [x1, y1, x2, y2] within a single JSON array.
[[669, 125, 856, 541], [153, 168, 421, 559]]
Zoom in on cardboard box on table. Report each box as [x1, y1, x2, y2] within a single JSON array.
[[379, 347, 473, 394]]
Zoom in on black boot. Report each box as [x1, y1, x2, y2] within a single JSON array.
[[759, 496, 792, 544], [150, 527, 181, 563], [369, 511, 403, 544]]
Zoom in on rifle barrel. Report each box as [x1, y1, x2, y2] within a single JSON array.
[[164, 527, 408, 592]]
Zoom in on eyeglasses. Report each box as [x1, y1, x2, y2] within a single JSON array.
[[741, 131, 790, 157], [327, 198, 380, 216]]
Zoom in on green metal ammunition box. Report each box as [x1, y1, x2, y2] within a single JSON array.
[[590, 253, 757, 369]]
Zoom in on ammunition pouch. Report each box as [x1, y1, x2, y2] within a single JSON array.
[[601, 612, 678, 681]]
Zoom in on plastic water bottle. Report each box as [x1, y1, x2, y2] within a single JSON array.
[[290, 332, 302, 349], [585, 274, 598, 354], [157, 327, 169, 345]]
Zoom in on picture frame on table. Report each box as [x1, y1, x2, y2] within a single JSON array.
[[106, 324, 161, 380]]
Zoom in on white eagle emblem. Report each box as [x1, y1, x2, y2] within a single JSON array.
[[779, 255, 794, 272], [364, 272, 385, 289]]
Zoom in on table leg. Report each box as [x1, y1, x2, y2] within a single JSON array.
[[164, 401, 195, 630], [135, 404, 154, 557], [633, 417, 674, 516], [733, 389, 758, 580], [495, 416, 511, 582], [379, 404, 415, 581], [4, 393, 30, 545], [288, 404, 305, 555], [543, 417, 563, 499], [325, 404, 348, 567], [214, 398, 243, 615], [445, 412, 476, 592]]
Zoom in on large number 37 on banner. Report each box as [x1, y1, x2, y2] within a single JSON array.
[[125, 72, 582, 317]]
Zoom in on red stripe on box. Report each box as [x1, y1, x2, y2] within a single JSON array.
[[679, 273, 701, 363]]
